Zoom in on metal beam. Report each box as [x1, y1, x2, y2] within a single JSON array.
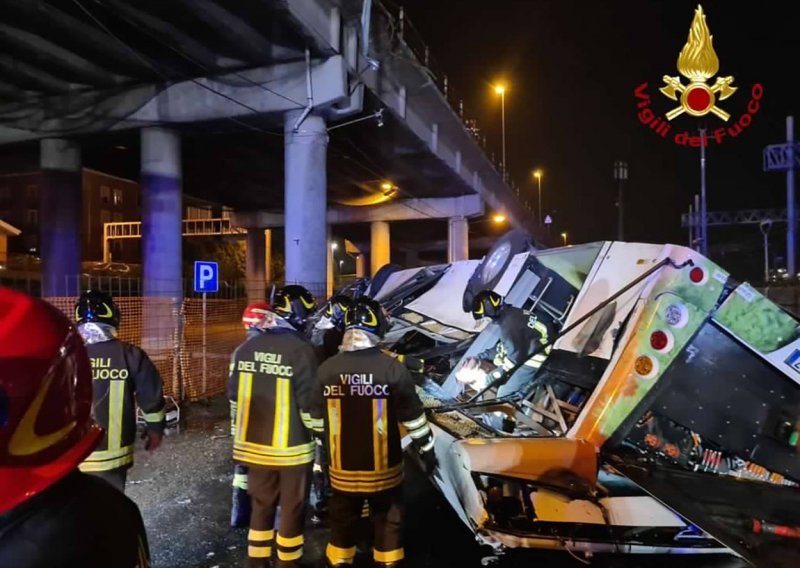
[[232, 195, 485, 228], [681, 208, 792, 227], [0, 23, 128, 87]]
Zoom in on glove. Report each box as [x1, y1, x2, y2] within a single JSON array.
[[142, 429, 163, 452], [419, 448, 438, 474]]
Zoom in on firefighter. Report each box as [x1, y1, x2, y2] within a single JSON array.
[[75, 290, 165, 491], [231, 301, 272, 529], [228, 285, 318, 568], [457, 290, 552, 398], [0, 288, 151, 567], [310, 297, 437, 568], [311, 294, 354, 362]]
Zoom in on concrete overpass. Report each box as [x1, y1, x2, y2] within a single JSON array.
[[0, 0, 539, 346]]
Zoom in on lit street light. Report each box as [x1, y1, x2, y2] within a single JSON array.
[[561, 232, 568, 246], [493, 83, 507, 175], [533, 170, 542, 225], [492, 213, 507, 224], [331, 242, 338, 251]]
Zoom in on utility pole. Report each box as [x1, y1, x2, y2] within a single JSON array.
[[789, 117, 796, 277], [613, 161, 628, 241], [763, 116, 798, 277], [699, 128, 708, 256]]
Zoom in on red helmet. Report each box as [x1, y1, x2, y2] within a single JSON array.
[[0, 289, 102, 514], [242, 302, 271, 329]]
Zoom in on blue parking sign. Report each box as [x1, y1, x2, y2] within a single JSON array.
[[194, 261, 219, 293]]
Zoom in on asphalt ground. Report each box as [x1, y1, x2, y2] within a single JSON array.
[[125, 397, 747, 568]]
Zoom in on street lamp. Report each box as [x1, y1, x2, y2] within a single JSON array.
[[331, 242, 338, 251], [533, 170, 542, 224], [493, 83, 507, 175], [492, 213, 506, 224], [613, 161, 629, 241], [561, 232, 568, 246]]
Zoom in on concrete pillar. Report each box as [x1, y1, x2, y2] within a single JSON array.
[[326, 226, 334, 298], [40, 139, 81, 297], [370, 221, 390, 276], [264, 229, 272, 284], [246, 228, 266, 301], [141, 127, 182, 358], [284, 111, 327, 298], [448, 216, 469, 262], [355, 254, 366, 278]]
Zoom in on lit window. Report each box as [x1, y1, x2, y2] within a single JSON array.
[[113, 188, 123, 206]]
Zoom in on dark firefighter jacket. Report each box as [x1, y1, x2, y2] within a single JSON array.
[[79, 340, 165, 473], [477, 307, 553, 380], [0, 472, 150, 568], [309, 347, 433, 494], [228, 328, 318, 468]]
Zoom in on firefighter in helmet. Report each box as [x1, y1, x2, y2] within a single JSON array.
[[231, 301, 273, 528], [311, 294, 355, 362], [0, 288, 151, 566], [457, 290, 552, 398], [228, 285, 319, 567], [310, 297, 437, 567], [75, 290, 165, 491]]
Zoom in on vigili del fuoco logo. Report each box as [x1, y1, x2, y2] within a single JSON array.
[[633, 4, 764, 147]]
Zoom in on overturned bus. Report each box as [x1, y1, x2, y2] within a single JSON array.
[[332, 231, 800, 567]]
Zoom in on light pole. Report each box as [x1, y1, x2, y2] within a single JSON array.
[[760, 220, 772, 283], [561, 232, 568, 246], [613, 161, 628, 241], [494, 84, 506, 175], [533, 170, 542, 224]]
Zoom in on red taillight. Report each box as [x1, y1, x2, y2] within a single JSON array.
[[650, 330, 669, 351], [689, 266, 705, 284]]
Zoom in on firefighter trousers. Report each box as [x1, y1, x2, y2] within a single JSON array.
[[246, 463, 312, 568], [326, 487, 404, 566]]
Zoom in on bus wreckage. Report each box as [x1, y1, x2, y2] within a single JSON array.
[[329, 231, 800, 567]]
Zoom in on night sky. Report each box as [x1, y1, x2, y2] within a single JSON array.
[[401, 0, 800, 269]]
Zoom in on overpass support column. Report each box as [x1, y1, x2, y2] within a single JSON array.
[[448, 216, 469, 262], [246, 228, 267, 301], [370, 221, 391, 275], [264, 229, 273, 284], [355, 254, 366, 278], [141, 127, 182, 362], [40, 139, 81, 297], [284, 111, 327, 298]]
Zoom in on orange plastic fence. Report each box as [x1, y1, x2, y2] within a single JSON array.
[[45, 297, 247, 401]]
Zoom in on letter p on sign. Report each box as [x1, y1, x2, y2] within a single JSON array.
[[194, 261, 219, 293]]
